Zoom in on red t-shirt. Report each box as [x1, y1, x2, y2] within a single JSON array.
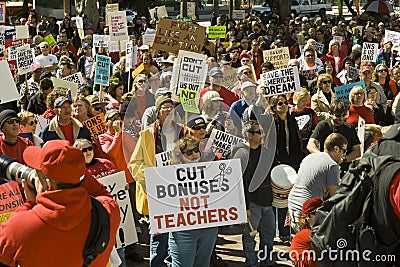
[[59, 123, 74, 145], [347, 104, 375, 127], [0, 136, 33, 165]]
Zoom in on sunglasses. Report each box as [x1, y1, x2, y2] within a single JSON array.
[[277, 101, 289, 106], [137, 80, 146, 83], [243, 71, 253, 75], [40, 46, 49, 49], [27, 120, 38, 126], [305, 54, 315, 58], [183, 146, 200, 156], [81, 146, 93, 153], [247, 130, 262, 135], [377, 69, 388, 73], [6, 118, 20, 124], [192, 125, 206, 130], [322, 80, 332, 84]]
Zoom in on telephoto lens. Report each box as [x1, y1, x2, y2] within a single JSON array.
[[0, 155, 37, 187]]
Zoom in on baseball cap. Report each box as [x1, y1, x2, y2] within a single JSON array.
[[155, 87, 172, 97], [302, 197, 323, 215], [241, 81, 256, 91], [105, 109, 120, 121], [360, 66, 372, 73], [202, 90, 223, 103], [0, 109, 18, 129], [32, 64, 43, 72], [187, 116, 206, 128], [54, 96, 72, 108], [23, 140, 86, 184], [237, 65, 251, 74], [209, 67, 223, 77]]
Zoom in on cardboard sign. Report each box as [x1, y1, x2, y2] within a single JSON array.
[[316, 42, 324, 54], [42, 34, 56, 48], [232, 10, 245, 20], [149, 6, 168, 21], [0, 181, 24, 224], [155, 150, 173, 166], [94, 55, 111, 86], [109, 38, 128, 52], [93, 34, 110, 48], [15, 25, 29, 40], [205, 129, 245, 155], [51, 77, 78, 98], [333, 80, 366, 103], [62, 72, 84, 85], [144, 159, 247, 234], [208, 26, 226, 39], [222, 66, 237, 89], [384, 29, 400, 51], [361, 42, 379, 62], [108, 11, 128, 41], [0, 2, 5, 25], [0, 60, 19, 103], [153, 18, 206, 54], [299, 69, 316, 82], [142, 33, 156, 47], [99, 171, 138, 248], [346, 65, 359, 79], [180, 89, 200, 113], [105, 3, 119, 26], [262, 47, 290, 70], [16, 44, 34, 75], [82, 113, 107, 140], [260, 67, 301, 97], [295, 114, 311, 130], [75, 17, 85, 40]]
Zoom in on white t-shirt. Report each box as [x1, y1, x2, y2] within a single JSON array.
[[34, 54, 58, 68]]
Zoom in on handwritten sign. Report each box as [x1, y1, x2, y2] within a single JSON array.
[[333, 80, 366, 103], [149, 6, 168, 21], [93, 34, 110, 48], [222, 66, 237, 89], [346, 65, 359, 79], [384, 29, 400, 51], [99, 171, 138, 248], [0, 181, 24, 224], [144, 159, 247, 234], [105, 3, 119, 26], [16, 44, 34, 75], [361, 42, 379, 62], [208, 26, 226, 39], [260, 67, 301, 97], [62, 72, 84, 85], [94, 55, 111, 86], [108, 11, 128, 41], [262, 47, 290, 70], [205, 129, 244, 155], [153, 18, 206, 54]]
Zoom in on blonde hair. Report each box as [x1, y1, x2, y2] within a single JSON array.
[[349, 85, 366, 103], [293, 88, 311, 105], [329, 39, 341, 51], [73, 138, 91, 148], [317, 73, 333, 89], [17, 111, 35, 125], [73, 95, 93, 115]]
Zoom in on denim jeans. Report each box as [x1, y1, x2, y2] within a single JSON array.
[[168, 227, 218, 267], [150, 233, 169, 267], [243, 203, 276, 267], [274, 207, 290, 238]]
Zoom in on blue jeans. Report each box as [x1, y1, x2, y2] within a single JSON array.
[[150, 233, 169, 267], [168, 227, 218, 267], [243, 203, 275, 267]]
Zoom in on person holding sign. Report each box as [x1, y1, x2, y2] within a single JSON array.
[[167, 137, 218, 267]]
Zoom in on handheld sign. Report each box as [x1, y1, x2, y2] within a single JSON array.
[[105, 3, 119, 26], [108, 11, 128, 41], [42, 34, 56, 48], [208, 26, 226, 39], [260, 67, 301, 97], [149, 6, 168, 21], [5, 28, 21, 48], [361, 42, 379, 62], [316, 42, 324, 54], [205, 129, 245, 155], [94, 55, 111, 86], [62, 72, 84, 85], [125, 41, 134, 72], [155, 150, 173, 166], [75, 17, 85, 40], [144, 159, 247, 234], [346, 65, 359, 79], [82, 113, 107, 140], [358, 117, 365, 157], [35, 115, 49, 136], [181, 2, 196, 18], [232, 10, 245, 20], [51, 77, 78, 98], [153, 17, 206, 54], [16, 44, 34, 75], [262, 47, 290, 70], [0, 60, 20, 103], [222, 66, 238, 89], [180, 89, 200, 113], [99, 171, 138, 248], [0, 181, 24, 224], [333, 80, 366, 103], [142, 33, 156, 47], [93, 34, 110, 48], [15, 25, 29, 40], [0, 2, 5, 25], [384, 29, 400, 51], [109, 38, 128, 52]]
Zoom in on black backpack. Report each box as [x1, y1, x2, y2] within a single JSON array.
[[310, 140, 400, 267], [82, 197, 111, 267]]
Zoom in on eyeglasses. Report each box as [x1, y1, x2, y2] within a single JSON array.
[[305, 54, 315, 58], [40, 45, 49, 49], [322, 80, 332, 84], [27, 120, 37, 126], [183, 146, 200, 156], [377, 69, 388, 73], [338, 146, 347, 154], [242, 59, 250, 62], [247, 130, 262, 135], [243, 71, 253, 75], [6, 118, 20, 124], [367, 90, 377, 95], [192, 124, 206, 130], [81, 146, 93, 153], [277, 101, 289, 106]]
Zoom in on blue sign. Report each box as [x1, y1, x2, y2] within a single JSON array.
[[333, 80, 366, 103], [94, 55, 111, 86]]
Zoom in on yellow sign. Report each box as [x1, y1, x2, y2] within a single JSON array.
[[208, 26, 226, 39]]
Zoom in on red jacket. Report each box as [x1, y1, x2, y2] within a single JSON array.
[[290, 229, 320, 267], [321, 50, 346, 76], [347, 104, 375, 127], [0, 172, 120, 267]]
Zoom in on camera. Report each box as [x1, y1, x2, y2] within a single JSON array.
[[0, 155, 37, 186]]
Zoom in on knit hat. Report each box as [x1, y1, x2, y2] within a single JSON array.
[[23, 140, 86, 184], [302, 197, 323, 215], [155, 96, 173, 114], [0, 109, 18, 130]]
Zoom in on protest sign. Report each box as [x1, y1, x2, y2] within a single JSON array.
[[358, 117, 365, 157], [83, 113, 107, 140], [232, 10, 245, 20], [35, 115, 49, 136], [109, 38, 128, 52], [94, 55, 111, 86], [0, 181, 24, 224], [384, 29, 400, 51], [16, 44, 34, 75], [180, 89, 200, 113], [51, 77, 78, 97], [346, 65, 359, 79], [105, 3, 119, 26], [93, 34, 110, 48], [62, 72, 84, 85], [0, 60, 19, 103], [299, 69, 316, 82], [316, 42, 324, 54], [260, 67, 301, 97], [15, 25, 29, 40], [108, 11, 128, 41], [333, 35, 343, 43], [75, 17, 85, 40], [132, 63, 145, 79], [333, 80, 366, 103], [142, 33, 156, 46], [7, 44, 22, 61], [155, 150, 173, 166], [361, 42, 379, 62], [5, 28, 21, 48], [205, 129, 245, 155], [153, 18, 206, 54], [0, 2, 5, 24], [208, 26, 226, 39], [99, 171, 138, 248], [125, 41, 134, 72], [42, 34, 56, 47], [262, 47, 290, 70], [144, 159, 247, 234], [149, 6, 168, 21], [222, 66, 237, 89]]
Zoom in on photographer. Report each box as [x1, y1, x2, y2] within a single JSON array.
[[0, 140, 120, 266]]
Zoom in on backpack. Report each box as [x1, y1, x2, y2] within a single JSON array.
[[310, 140, 400, 267], [82, 197, 111, 267]]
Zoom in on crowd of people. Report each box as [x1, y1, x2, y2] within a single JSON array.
[[0, 5, 399, 267]]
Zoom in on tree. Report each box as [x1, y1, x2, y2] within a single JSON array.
[[75, 0, 99, 29], [265, 0, 292, 19]]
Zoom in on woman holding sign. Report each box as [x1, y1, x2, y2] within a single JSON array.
[[168, 137, 218, 267]]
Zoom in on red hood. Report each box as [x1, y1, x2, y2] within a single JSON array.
[[32, 188, 91, 231]]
